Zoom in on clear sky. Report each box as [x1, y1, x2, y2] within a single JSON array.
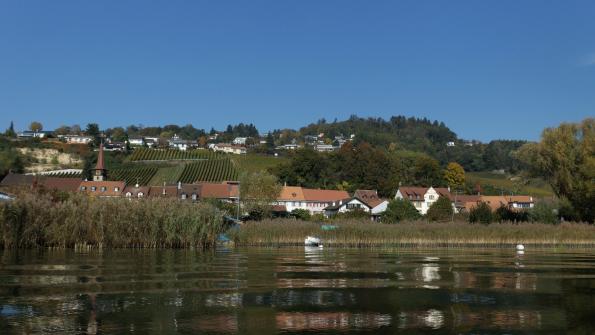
[[1, 1, 593, 141]]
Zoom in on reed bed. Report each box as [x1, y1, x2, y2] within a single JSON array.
[[0, 193, 225, 249], [231, 219, 595, 248]]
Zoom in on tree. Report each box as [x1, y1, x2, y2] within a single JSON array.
[[291, 209, 311, 221], [382, 198, 421, 223], [240, 171, 282, 220], [413, 156, 443, 187], [54, 125, 71, 136], [444, 162, 465, 189], [85, 123, 101, 146], [469, 202, 493, 224], [516, 118, 594, 222], [29, 121, 43, 132], [4, 121, 16, 138], [426, 196, 453, 222]]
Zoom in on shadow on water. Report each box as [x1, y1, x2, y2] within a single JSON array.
[[0, 247, 594, 334]]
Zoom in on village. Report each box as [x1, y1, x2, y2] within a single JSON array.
[[1, 141, 536, 222]]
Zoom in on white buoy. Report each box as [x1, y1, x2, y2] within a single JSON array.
[[516, 244, 525, 251]]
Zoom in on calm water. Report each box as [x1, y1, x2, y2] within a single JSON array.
[[0, 247, 594, 334]]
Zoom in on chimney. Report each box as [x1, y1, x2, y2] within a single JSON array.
[[178, 181, 182, 190]]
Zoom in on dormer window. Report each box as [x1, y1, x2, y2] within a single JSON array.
[[91, 186, 96, 192], [138, 192, 144, 198], [126, 192, 132, 197], [181, 193, 187, 200], [100, 186, 107, 192], [115, 187, 120, 192], [192, 193, 197, 200], [80, 186, 87, 191]]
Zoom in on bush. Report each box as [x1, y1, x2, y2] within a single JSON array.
[[426, 196, 453, 222], [382, 199, 420, 223], [529, 201, 559, 224], [495, 205, 529, 223], [469, 202, 493, 224], [291, 208, 311, 221]]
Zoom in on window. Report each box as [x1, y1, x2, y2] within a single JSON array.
[[100, 186, 107, 192], [181, 194, 187, 200], [126, 192, 132, 197], [91, 186, 96, 192], [80, 186, 86, 191], [115, 187, 120, 192], [191, 193, 197, 200], [429, 195, 435, 200], [138, 192, 144, 198]]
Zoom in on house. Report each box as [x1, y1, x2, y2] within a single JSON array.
[[17, 130, 53, 139], [446, 141, 456, 147], [324, 197, 372, 218], [103, 142, 125, 151], [275, 186, 350, 215], [128, 137, 145, 146], [210, 143, 247, 155], [276, 144, 300, 150], [123, 184, 150, 198], [168, 134, 197, 151], [354, 189, 389, 219], [453, 195, 482, 213], [79, 180, 125, 197], [395, 186, 452, 215], [197, 182, 239, 202], [313, 144, 335, 152], [232, 137, 248, 145], [179, 183, 201, 201], [39, 177, 83, 193], [61, 135, 94, 144], [479, 195, 534, 212], [144, 138, 158, 148]]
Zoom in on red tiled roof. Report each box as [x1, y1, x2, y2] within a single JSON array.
[[198, 183, 239, 199], [123, 185, 150, 197], [148, 185, 179, 198], [301, 188, 349, 202], [40, 177, 82, 192], [79, 181, 125, 197], [398, 187, 428, 200]]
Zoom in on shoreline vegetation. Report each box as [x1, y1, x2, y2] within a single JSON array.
[[1, 194, 594, 250], [231, 219, 595, 248], [0, 193, 225, 249]]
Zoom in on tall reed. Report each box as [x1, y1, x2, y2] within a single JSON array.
[[231, 219, 595, 248], [0, 193, 225, 249]]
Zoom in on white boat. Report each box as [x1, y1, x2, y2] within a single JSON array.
[[304, 236, 322, 246]]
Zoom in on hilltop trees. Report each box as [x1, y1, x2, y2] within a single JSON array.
[[29, 121, 43, 132], [517, 118, 594, 222]]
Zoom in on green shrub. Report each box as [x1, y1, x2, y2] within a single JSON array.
[[291, 208, 311, 221], [529, 201, 559, 224], [426, 196, 453, 222], [469, 202, 493, 224], [382, 198, 420, 223]]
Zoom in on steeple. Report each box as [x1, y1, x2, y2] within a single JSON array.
[[92, 143, 107, 181]]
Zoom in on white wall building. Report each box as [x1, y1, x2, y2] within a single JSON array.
[[395, 186, 452, 215]]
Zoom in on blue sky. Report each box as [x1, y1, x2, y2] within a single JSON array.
[[0, 1, 593, 141]]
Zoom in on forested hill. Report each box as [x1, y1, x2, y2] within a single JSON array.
[[296, 115, 526, 172], [300, 115, 457, 154]]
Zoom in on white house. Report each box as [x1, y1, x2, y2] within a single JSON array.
[[324, 197, 371, 218], [17, 131, 53, 139], [232, 137, 248, 145], [128, 137, 145, 146], [275, 186, 349, 215], [61, 135, 94, 144], [395, 186, 452, 215], [314, 144, 335, 152], [210, 143, 247, 155]]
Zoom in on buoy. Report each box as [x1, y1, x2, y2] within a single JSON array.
[[516, 244, 525, 251]]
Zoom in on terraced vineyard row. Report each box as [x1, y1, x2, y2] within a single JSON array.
[[129, 148, 221, 161], [179, 159, 238, 183], [43, 171, 82, 179], [110, 167, 158, 186]]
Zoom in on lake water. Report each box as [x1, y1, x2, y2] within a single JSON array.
[[0, 247, 594, 334]]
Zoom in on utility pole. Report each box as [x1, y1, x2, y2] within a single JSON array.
[[236, 180, 241, 221]]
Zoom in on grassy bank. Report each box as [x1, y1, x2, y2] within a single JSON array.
[[231, 219, 595, 248], [0, 193, 225, 249]]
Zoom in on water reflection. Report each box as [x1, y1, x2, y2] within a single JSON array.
[[0, 248, 593, 334]]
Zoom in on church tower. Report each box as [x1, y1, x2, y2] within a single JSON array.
[[92, 143, 107, 182]]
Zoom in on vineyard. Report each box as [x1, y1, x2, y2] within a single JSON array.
[[39, 171, 82, 179], [148, 165, 186, 186], [129, 148, 221, 161], [110, 167, 158, 186], [179, 159, 238, 183]]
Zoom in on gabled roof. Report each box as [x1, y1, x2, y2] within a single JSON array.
[[198, 182, 239, 199], [353, 189, 387, 208], [434, 187, 453, 200], [278, 186, 305, 201], [324, 197, 372, 211], [0, 173, 34, 187], [40, 177, 82, 192], [479, 196, 509, 211], [398, 187, 428, 200], [79, 181, 125, 197], [148, 185, 179, 198]]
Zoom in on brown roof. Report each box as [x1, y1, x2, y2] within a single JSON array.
[[353, 189, 387, 208], [479, 196, 509, 211], [301, 188, 349, 202], [148, 185, 179, 198], [434, 187, 453, 200], [40, 177, 82, 192], [198, 182, 239, 199], [278, 186, 305, 201], [123, 185, 150, 197], [79, 181, 125, 197], [180, 184, 201, 198], [398, 187, 428, 200], [0, 173, 34, 187]]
